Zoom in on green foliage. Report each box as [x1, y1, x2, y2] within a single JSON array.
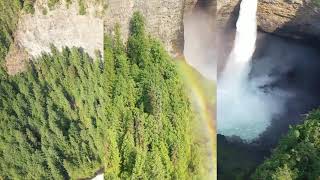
[[128, 12, 148, 67], [0, 12, 209, 179], [253, 109, 320, 180], [42, 8, 48, 15], [48, 0, 59, 9], [23, 0, 35, 14], [0, 0, 23, 75], [130, 12, 145, 37], [78, 0, 86, 15], [66, 0, 72, 7], [312, 0, 320, 7]]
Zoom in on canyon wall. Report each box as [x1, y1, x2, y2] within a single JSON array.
[[104, 0, 197, 56], [216, 0, 320, 75], [217, 0, 320, 41], [6, 0, 198, 74], [6, 0, 105, 75]]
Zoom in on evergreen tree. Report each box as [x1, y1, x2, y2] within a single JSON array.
[[0, 11, 210, 179], [253, 109, 320, 180]]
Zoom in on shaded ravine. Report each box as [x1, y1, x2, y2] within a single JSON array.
[[218, 31, 320, 180], [217, 1, 320, 179]]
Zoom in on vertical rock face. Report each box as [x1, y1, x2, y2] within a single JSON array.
[[216, 0, 320, 41], [257, 0, 320, 41], [6, 0, 198, 74], [104, 0, 197, 56], [6, 0, 104, 75], [216, 0, 240, 29], [216, 0, 240, 74], [185, 0, 199, 13], [216, 0, 320, 75]]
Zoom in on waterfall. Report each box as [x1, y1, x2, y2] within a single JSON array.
[[221, 0, 258, 87], [232, 0, 258, 64], [217, 0, 275, 141]]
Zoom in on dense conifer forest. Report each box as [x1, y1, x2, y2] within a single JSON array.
[[0, 0, 21, 69], [0, 4, 210, 178]]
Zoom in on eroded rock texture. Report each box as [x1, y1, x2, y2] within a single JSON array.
[[217, 0, 320, 40], [104, 0, 197, 56], [6, 0, 198, 75], [257, 0, 320, 41], [216, 0, 320, 76], [6, 0, 104, 75]]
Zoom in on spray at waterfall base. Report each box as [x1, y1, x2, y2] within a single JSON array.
[[217, 0, 287, 141], [182, 3, 217, 178]]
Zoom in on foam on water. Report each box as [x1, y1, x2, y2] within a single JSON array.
[[217, 0, 280, 140]]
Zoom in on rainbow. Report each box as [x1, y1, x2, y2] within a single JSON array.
[[176, 60, 216, 179]]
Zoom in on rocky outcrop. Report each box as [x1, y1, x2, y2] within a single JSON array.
[[104, 0, 197, 56], [216, 0, 240, 74], [6, 0, 104, 75], [6, 0, 198, 74], [217, 0, 320, 41], [185, 0, 199, 13], [258, 0, 320, 41], [216, 0, 240, 29]]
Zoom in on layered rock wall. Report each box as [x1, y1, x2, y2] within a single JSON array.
[[6, 0, 104, 75], [6, 0, 198, 74], [258, 0, 320, 40], [217, 0, 320, 41], [104, 0, 197, 56]]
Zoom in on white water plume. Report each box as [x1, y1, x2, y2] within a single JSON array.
[[217, 0, 285, 140], [184, 7, 216, 80]]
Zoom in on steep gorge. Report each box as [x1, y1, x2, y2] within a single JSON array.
[[216, 0, 320, 151], [217, 0, 320, 179]]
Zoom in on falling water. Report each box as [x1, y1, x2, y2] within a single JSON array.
[[217, 0, 279, 140], [220, 0, 258, 87]]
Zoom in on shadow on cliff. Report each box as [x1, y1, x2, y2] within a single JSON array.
[[195, 0, 216, 12], [216, 0, 241, 77], [218, 32, 320, 179], [252, 1, 320, 148], [259, 2, 320, 46], [252, 30, 320, 149]]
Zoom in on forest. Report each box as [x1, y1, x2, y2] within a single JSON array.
[[0, 0, 21, 70], [3, 0, 320, 179], [0, 3, 210, 179], [253, 110, 320, 179]]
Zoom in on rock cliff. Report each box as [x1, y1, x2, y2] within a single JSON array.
[[258, 0, 320, 41], [6, 0, 198, 74], [6, 0, 104, 75], [104, 0, 197, 56], [217, 0, 320, 41]]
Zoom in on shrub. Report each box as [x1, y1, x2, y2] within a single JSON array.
[[253, 109, 320, 180]]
